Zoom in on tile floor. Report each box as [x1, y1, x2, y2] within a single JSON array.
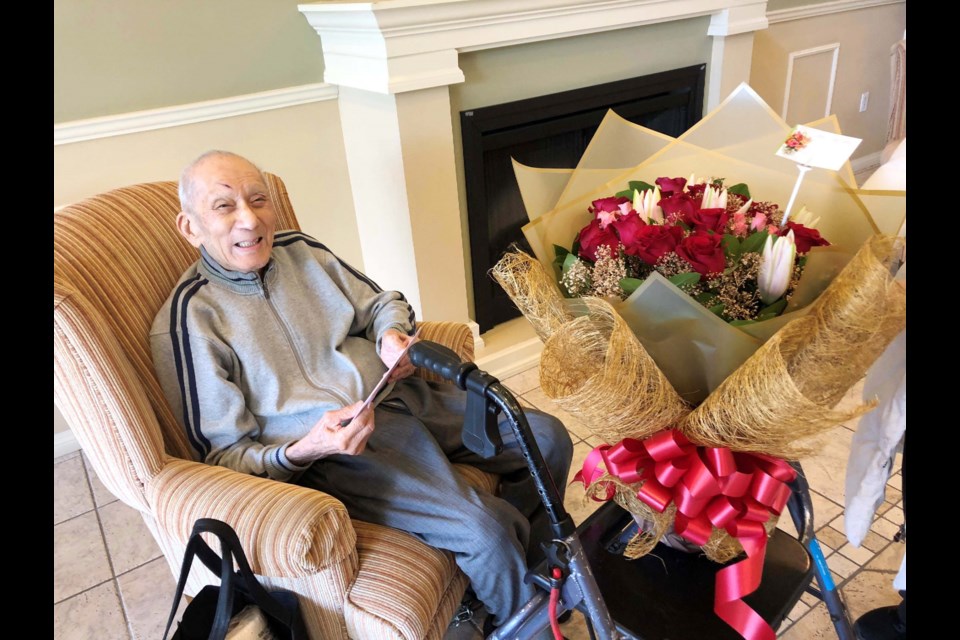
[[54, 363, 904, 639]]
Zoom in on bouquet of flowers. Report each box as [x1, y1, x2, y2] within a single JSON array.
[[557, 175, 829, 326], [491, 85, 906, 640]]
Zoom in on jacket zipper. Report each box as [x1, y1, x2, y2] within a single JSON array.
[[259, 277, 353, 406]]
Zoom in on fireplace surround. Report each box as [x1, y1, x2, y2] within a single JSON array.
[[299, 0, 767, 352]]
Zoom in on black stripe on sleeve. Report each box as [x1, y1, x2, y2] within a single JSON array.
[[170, 276, 212, 458]]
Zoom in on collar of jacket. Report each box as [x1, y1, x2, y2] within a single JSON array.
[[197, 245, 277, 294]]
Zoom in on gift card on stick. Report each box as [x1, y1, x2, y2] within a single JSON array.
[[776, 125, 862, 171]]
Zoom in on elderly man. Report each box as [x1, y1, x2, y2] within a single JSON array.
[[150, 150, 573, 632]]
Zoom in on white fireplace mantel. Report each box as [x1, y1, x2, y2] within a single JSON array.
[[298, 0, 767, 358], [300, 0, 769, 95]]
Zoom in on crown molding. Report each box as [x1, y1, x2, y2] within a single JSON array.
[[54, 83, 338, 146], [299, 0, 770, 93]]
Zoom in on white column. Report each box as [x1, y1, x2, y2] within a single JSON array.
[[337, 85, 470, 323], [706, 5, 769, 111]]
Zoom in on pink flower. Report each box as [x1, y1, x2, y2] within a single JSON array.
[[750, 213, 767, 231], [590, 196, 632, 229], [732, 213, 748, 237], [766, 224, 779, 235]]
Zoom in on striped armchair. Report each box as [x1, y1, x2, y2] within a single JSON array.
[[53, 174, 497, 640]]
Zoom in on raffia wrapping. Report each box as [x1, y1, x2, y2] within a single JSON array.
[[539, 299, 690, 443], [681, 235, 907, 459], [492, 235, 906, 562]]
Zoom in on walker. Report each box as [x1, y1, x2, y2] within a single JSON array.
[[408, 340, 857, 640]]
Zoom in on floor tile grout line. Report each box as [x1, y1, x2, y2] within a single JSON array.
[[54, 505, 100, 528], [81, 455, 136, 638], [54, 577, 117, 606]]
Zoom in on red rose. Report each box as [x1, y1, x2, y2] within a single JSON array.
[[659, 193, 697, 221], [684, 207, 730, 233], [612, 212, 647, 247], [677, 231, 727, 276], [784, 222, 830, 254], [686, 182, 708, 201], [655, 177, 687, 197], [622, 223, 684, 265], [576, 218, 620, 262]]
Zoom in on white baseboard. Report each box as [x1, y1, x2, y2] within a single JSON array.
[[475, 336, 544, 380], [851, 151, 883, 178], [54, 430, 82, 459]]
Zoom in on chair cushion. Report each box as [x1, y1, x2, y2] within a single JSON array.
[[344, 521, 469, 640]]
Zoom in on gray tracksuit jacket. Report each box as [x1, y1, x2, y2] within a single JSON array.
[[150, 231, 416, 481]]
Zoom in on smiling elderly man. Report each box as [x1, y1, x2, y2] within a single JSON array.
[[150, 150, 573, 632]]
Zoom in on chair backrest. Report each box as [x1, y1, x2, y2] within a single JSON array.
[[54, 174, 302, 482]]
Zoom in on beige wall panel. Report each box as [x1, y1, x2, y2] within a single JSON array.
[[449, 18, 712, 317], [784, 48, 836, 125], [54, 0, 324, 122], [751, 2, 906, 157]]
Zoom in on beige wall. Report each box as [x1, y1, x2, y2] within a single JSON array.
[[750, 2, 906, 157], [449, 17, 713, 318], [55, 101, 359, 264], [54, 0, 324, 122]]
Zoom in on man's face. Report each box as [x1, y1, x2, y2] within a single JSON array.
[[177, 155, 277, 274]]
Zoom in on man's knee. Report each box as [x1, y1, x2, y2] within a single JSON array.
[[527, 411, 573, 473]]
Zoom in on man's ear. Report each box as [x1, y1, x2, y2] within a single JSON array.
[[176, 211, 204, 249]]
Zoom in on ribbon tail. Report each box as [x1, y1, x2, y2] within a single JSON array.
[[714, 536, 776, 640]]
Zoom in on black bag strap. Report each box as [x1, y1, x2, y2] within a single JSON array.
[[162, 518, 302, 640]]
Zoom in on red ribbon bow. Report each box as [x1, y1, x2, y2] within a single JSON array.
[[574, 429, 797, 640]]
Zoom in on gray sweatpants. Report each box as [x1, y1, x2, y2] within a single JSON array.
[[296, 377, 574, 626]]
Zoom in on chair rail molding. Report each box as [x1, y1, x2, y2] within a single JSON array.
[[767, 0, 903, 24], [54, 83, 338, 146]]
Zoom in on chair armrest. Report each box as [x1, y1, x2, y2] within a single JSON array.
[[147, 459, 357, 578], [415, 321, 475, 384]]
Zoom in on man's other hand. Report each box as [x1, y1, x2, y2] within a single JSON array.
[[380, 329, 416, 382], [286, 402, 375, 464]]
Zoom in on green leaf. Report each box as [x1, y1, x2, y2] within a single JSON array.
[[708, 303, 725, 317], [727, 183, 751, 199], [553, 245, 570, 269], [741, 231, 769, 254], [797, 255, 808, 268], [729, 319, 757, 327], [722, 234, 742, 261], [571, 238, 582, 259], [615, 189, 634, 199], [668, 272, 701, 288], [756, 298, 788, 320], [620, 277, 644, 295], [561, 252, 580, 274], [628, 180, 656, 193], [695, 292, 717, 305]]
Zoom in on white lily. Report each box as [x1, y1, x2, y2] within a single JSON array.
[[735, 198, 753, 215], [791, 206, 821, 229], [633, 186, 664, 224], [758, 230, 797, 305], [701, 184, 728, 210]]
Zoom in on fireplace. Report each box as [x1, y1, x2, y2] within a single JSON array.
[[461, 64, 706, 332]]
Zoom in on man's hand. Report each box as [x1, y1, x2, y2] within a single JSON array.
[[285, 401, 375, 465], [380, 329, 416, 382]]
